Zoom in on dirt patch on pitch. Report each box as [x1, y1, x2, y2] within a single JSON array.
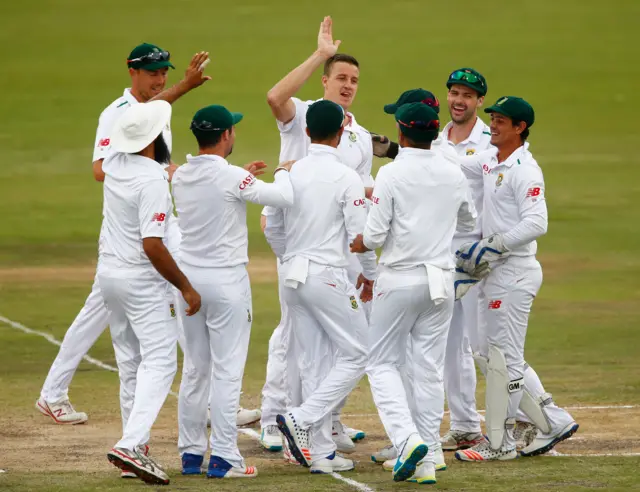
[[0, 257, 278, 286]]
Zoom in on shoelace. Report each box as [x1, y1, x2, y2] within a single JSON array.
[[266, 425, 279, 436], [61, 400, 75, 415]]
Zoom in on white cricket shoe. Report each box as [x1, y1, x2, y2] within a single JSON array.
[[121, 444, 149, 478], [407, 460, 436, 484], [332, 421, 356, 454], [440, 429, 486, 451], [276, 412, 311, 467], [521, 421, 579, 457], [433, 445, 447, 471], [514, 421, 537, 450], [35, 397, 88, 425], [393, 434, 428, 482], [371, 444, 397, 464], [207, 456, 258, 478], [108, 447, 169, 485], [237, 407, 261, 427], [310, 452, 355, 474], [344, 425, 366, 442], [260, 425, 283, 452], [455, 441, 517, 462]]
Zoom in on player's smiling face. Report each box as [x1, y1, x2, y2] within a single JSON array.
[[447, 84, 483, 124], [130, 68, 169, 102], [489, 112, 523, 147], [322, 62, 359, 110]]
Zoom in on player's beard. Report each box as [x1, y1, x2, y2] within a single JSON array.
[[154, 135, 171, 165]]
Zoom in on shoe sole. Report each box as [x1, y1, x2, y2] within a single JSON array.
[[121, 472, 137, 479], [520, 423, 579, 457], [311, 466, 355, 474], [237, 416, 261, 428], [408, 477, 437, 484], [182, 468, 203, 475], [35, 401, 87, 425], [436, 463, 447, 471], [261, 443, 283, 452], [107, 451, 169, 485], [393, 444, 428, 482], [276, 414, 311, 467], [455, 450, 518, 462]]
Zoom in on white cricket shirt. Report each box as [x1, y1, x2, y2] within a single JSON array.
[[265, 144, 377, 279], [460, 144, 547, 258], [364, 147, 476, 271], [172, 154, 294, 268], [278, 97, 373, 181], [98, 153, 173, 273], [433, 116, 492, 249]]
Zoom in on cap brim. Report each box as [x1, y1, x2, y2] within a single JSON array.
[[484, 105, 510, 117], [231, 112, 243, 125], [447, 80, 485, 96], [140, 61, 175, 71], [383, 103, 398, 114]]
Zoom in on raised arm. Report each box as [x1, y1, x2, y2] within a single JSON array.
[[149, 51, 211, 105], [234, 161, 296, 208], [266, 16, 341, 124]]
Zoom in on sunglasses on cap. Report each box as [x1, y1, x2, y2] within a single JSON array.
[[449, 70, 485, 88], [190, 120, 225, 132], [127, 50, 171, 65], [421, 96, 440, 110], [398, 119, 440, 131]]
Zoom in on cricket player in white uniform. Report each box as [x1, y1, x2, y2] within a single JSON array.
[[268, 101, 374, 473], [455, 96, 579, 461], [99, 101, 202, 485], [172, 105, 297, 478], [352, 102, 477, 484], [35, 43, 208, 424], [259, 16, 372, 454]]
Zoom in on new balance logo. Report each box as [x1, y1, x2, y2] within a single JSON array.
[[53, 408, 65, 418], [152, 213, 166, 222], [526, 187, 541, 198], [488, 300, 502, 309]]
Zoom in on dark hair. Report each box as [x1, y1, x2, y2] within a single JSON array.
[[154, 134, 171, 164], [309, 126, 343, 143], [512, 120, 530, 141], [324, 54, 359, 76], [400, 135, 432, 150], [192, 128, 225, 148]]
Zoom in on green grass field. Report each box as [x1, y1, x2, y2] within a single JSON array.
[[1, 0, 639, 490]]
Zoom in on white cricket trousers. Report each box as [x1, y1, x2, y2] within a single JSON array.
[[443, 286, 482, 433], [178, 264, 252, 467], [98, 270, 178, 451], [478, 256, 574, 445], [283, 263, 368, 461], [260, 261, 301, 428], [367, 267, 453, 462]]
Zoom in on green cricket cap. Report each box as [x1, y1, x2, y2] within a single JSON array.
[[190, 105, 244, 134], [484, 96, 535, 128], [446, 67, 487, 96], [395, 102, 440, 143], [384, 89, 440, 115], [127, 43, 175, 71], [306, 100, 344, 137]]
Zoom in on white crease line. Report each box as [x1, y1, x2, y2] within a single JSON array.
[[344, 404, 639, 419], [1, 314, 372, 491], [331, 472, 376, 492], [548, 451, 640, 458]]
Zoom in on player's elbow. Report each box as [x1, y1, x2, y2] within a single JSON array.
[[266, 89, 282, 110]]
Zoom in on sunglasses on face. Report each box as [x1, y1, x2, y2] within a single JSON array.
[[127, 50, 170, 64], [398, 119, 439, 131], [449, 70, 485, 88]]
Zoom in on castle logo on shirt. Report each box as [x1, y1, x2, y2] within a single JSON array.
[[239, 175, 256, 190], [349, 295, 358, 310]]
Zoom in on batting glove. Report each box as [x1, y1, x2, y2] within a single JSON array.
[[456, 234, 508, 276]]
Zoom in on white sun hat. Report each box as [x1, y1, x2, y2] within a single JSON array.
[[111, 100, 172, 154]]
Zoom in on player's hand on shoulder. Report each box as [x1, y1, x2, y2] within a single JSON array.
[[317, 16, 341, 59], [183, 51, 212, 89], [274, 160, 297, 174], [244, 161, 267, 177]]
